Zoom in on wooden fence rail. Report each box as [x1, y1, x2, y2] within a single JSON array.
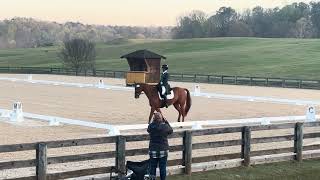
[[1, 121, 320, 179], [0, 66, 319, 89]]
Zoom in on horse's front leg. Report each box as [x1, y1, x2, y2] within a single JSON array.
[[148, 107, 155, 124]]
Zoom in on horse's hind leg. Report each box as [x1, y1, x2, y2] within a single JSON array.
[[173, 103, 181, 122], [180, 101, 186, 122], [148, 107, 155, 124]]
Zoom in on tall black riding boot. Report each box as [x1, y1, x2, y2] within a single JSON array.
[[163, 96, 168, 108]]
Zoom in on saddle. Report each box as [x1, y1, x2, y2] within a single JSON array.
[[158, 90, 174, 100], [157, 84, 174, 100], [157, 84, 171, 96]]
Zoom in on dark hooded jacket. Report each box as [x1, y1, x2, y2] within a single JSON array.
[[147, 121, 173, 151], [159, 71, 171, 94]]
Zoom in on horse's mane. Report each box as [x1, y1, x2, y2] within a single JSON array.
[[140, 83, 157, 88]]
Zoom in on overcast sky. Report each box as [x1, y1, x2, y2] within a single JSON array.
[[0, 0, 315, 26]]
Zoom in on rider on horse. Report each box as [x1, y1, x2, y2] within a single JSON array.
[[159, 64, 171, 108]]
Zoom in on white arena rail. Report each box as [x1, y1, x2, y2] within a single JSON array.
[[0, 108, 121, 136], [114, 115, 320, 132], [0, 104, 318, 136]]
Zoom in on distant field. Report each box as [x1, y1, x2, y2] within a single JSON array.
[[0, 38, 320, 79]]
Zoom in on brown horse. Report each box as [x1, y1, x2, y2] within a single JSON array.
[[134, 83, 191, 123]]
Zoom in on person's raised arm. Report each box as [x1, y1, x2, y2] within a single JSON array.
[[163, 119, 173, 135]]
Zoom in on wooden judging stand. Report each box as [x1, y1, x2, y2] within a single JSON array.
[[120, 49, 166, 86]]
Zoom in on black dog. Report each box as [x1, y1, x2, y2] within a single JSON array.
[[126, 159, 150, 180]]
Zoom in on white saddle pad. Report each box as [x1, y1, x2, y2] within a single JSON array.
[[158, 90, 174, 100]]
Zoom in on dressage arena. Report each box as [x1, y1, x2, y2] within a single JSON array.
[[1, 74, 320, 179]]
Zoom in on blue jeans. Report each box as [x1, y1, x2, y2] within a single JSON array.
[[149, 156, 168, 180]]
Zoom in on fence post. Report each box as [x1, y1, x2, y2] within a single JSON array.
[[207, 75, 210, 83], [282, 79, 285, 88], [113, 71, 116, 78], [250, 77, 253, 86], [116, 136, 126, 178], [294, 122, 303, 162], [298, 80, 302, 89], [36, 143, 47, 180], [183, 130, 192, 175], [221, 76, 224, 84], [241, 126, 251, 167], [266, 78, 269, 86], [235, 76, 237, 85], [194, 74, 197, 82]]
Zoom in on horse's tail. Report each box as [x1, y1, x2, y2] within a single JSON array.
[[184, 89, 191, 116]]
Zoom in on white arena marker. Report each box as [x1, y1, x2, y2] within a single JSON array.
[[109, 127, 121, 136], [10, 102, 24, 122], [194, 85, 201, 96], [260, 118, 270, 125], [192, 122, 203, 130], [97, 79, 105, 88], [306, 106, 316, 122], [49, 118, 60, 126], [27, 74, 33, 81]]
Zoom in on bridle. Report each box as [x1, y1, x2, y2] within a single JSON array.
[[134, 84, 145, 98]]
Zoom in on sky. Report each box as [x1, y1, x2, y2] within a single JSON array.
[[0, 0, 315, 26]]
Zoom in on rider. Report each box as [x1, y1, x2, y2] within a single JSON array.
[[159, 64, 170, 108]]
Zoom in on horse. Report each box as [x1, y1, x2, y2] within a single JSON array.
[[134, 83, 191, 123]]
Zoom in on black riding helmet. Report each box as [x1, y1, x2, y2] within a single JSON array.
[[162, 64, 168, 70]]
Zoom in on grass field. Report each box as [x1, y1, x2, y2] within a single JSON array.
[[169, 159, 320, 180], [0, 38, 320, 79]]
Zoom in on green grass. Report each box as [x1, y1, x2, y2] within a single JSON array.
[[169, 159, 320, 180], [0, 37, 320, 79]]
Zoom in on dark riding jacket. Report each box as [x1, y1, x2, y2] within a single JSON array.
[[147, 120, 173, 151], [160, 71, 169, 86], [159, 71, 170, 94]]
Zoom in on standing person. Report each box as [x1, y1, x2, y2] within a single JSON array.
[[148, 112, 173, 180], [159, 64, 170, 108]]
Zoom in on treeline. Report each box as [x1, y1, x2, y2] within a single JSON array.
[[0, 17, 172, 48], [173, 2, 320, 39]]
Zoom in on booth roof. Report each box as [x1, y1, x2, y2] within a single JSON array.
[[120, 49, 166, 60]]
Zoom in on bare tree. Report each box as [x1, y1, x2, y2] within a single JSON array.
[[292, 17, 314, 38], [59, 38, 96, 75]]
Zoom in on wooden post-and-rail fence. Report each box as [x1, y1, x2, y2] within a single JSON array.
[[0, 66, 320, 90], [0, 122, 320, 179]]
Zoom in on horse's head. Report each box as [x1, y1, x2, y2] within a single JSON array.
[[134, 83, 144, 99]]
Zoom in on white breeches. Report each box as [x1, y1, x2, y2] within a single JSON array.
[[161, 86, 166, 95]]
